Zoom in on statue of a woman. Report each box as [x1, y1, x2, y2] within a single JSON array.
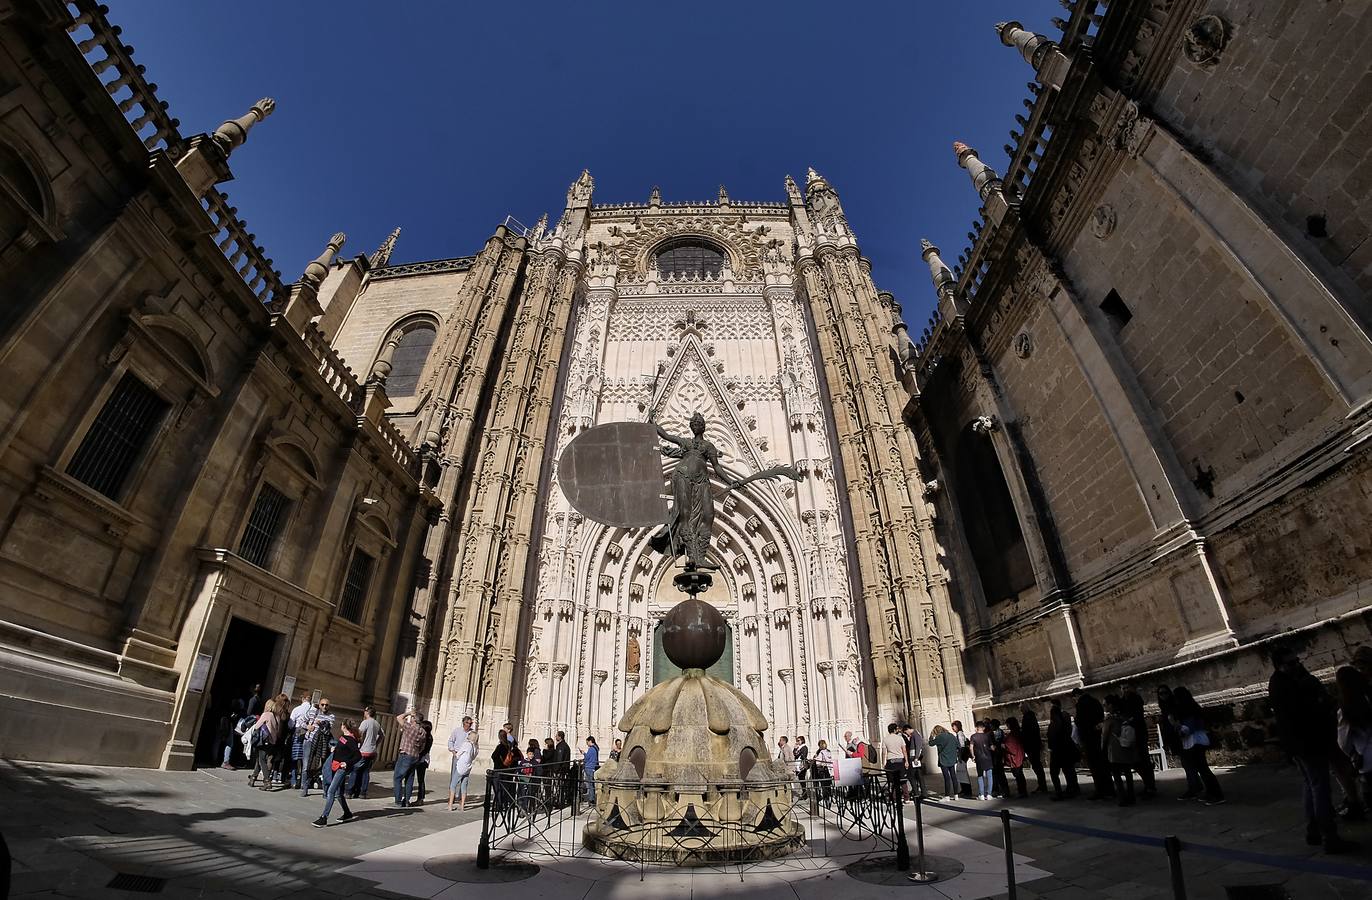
[[649, 413, 731, 570]]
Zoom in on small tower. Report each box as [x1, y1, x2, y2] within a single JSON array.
[[996, 21, 1071, 89], [954, 142, 1010, 226], [174, 98, 276, 198]]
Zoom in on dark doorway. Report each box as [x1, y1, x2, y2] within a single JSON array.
[[194, 617, 278, 768], [951, 428, 1036, 605]]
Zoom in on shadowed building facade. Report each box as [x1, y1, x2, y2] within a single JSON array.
[[0, 0, 1369, 769]]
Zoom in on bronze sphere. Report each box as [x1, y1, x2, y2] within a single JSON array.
[[660, 595, 726, 671]]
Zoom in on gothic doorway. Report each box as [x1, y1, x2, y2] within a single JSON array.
[[653, 618, 733, 684], [193, 617, 279, 767]]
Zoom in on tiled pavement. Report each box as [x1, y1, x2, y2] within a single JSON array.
[[3, 760, 1372, 898]]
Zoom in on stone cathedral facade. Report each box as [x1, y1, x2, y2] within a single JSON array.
[[0, 0, 1369, 769]]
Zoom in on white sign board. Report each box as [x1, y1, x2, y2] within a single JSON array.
[[188, 653, 213, 694], [282, 675, 296, 698]]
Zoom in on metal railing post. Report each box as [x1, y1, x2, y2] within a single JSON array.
[[895, 789, 910, 870], [907, 795, 938, 884], [1001, 808, 1017, 900], [1164, 835, 1187, 900], [476, 770, 493, 869]]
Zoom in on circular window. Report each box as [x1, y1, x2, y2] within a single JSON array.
[[654, 239, 724, 279]]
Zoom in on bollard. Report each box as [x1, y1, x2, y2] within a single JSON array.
[[1164, 835, 1187, 900], [1001, 808, 1017, 900], [475, 774, 492, 869], [907, 795, 938, 884]]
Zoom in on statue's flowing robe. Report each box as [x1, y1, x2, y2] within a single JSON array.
[[649, 437, 720, 567]]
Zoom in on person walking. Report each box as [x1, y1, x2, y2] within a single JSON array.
[[1046, 699, 1080, 800], [1269, 646, 1352, 852], [1021, 704, 1047, 793], [448, 728, 476, 811], [929, 725, 960, 800], [1072, 689, 1113, 800], [1103, 696, 1137, 806], [392, 710, 426, 808], [583, 737, 600, 805], [312, 719, 360, 828], [969, 721, 995, 800], [1336, 665, 1372, 804], [1004, 717, 1029, 798], [1171, 686, 1225, 806], [349, 706, 383, 799]]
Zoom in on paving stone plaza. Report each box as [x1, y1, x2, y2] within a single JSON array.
[[5, 760, 1372, 899]]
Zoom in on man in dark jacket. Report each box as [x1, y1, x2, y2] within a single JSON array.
[[1268, 645, 1355, 853], [1020, 704, 1047, 793], [553, 731, 572, 807], [1072, 689, 1114, 800]]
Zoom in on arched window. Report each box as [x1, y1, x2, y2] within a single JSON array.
[[951, 428, 1035, 605], [383, 321, 437, 397], [0, 141, 46, 255], [655, 239, 724, 279]]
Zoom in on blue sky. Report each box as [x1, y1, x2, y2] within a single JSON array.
[[106, 1, 1063, 326]]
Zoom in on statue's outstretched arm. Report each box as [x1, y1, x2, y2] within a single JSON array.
[[655, 423, 689, 447]]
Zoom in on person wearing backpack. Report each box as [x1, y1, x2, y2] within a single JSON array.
[[348, 707, 383, 798], [312, 719, 360, 828], [1103, 695, 1137, 807], [246, 698, 281, 789]]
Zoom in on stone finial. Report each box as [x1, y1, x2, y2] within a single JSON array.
[[649, 185, 662, 206], [717, 184, 729, 204], [805, 167, 825, 186], [920, 238, 955, 294], [302, 232, 346, 287], [784, 174, 802, 204], [954, 142, 1004, 202], [995, 21, 1070, 88], [530, 213, 548, 241], [567, 168, 594, 203], [370, 227, 401, 268], [211, 98, 275, 155]]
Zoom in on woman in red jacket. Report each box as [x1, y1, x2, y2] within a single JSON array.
[[313, 719, 361, 828]]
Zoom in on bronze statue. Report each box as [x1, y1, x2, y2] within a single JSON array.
[[648, 412, 801, 571]]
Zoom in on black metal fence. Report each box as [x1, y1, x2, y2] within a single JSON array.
[[476, 768, 911, 878]]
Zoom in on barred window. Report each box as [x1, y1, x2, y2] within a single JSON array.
[[385, 324, 436, 398], [238, 483, 291, 569], [65, 373, 169, 500], [655, 240, 723, 279], [337, 548, 375, 623]]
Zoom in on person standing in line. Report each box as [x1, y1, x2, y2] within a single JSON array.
[[583, 736, 600, 805], [300, 698, 335, 797], [554, 730, 572, 807], [842, 730, 856, 757], [969, 721, 995, 801], [246, 697, 280, 789], [1047, 699, 1080, 800], [882, 723, 907, 802], [989, 718, 1008, 799], [1020, 705, 1047, 793], [491, 729, 515, 809], [1102, 696, 1137, 806], [216, 700, 244, 769], [776, 735, 791, 764], [312, 719, 360, 828], [794, 736, 811, 797], [245, 683, 263, 717], [902, 724, 926, 799], [1269, 645, 1352, 852], [502, 722, 517, 747], [1156, 686, 1198, 798], [392, 710, 426, 808], [1170, 687, 1225, 807], [448, 728, 477, 812], [1071, 689, 1113, 800], [951, 721, 973, 798], [1122, 688, 1157, 797], [1004, 718, 1029, 798], [349, 706, 383, 799], [928, 725, 960, 801], [414, 719, 434, 805], [287, 693, 314, 789], [813, 739, 834, 800], [609, 739, 622, 764]]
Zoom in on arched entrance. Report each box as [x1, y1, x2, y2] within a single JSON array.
[[653, 619, 734, 684]]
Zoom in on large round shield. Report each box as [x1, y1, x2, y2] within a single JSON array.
[[558, 422, 667, 528]]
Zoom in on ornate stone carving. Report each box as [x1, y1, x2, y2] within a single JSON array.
[[1112, 101, 1156, 159], [971, 414, 999, 435], [1013, 331, 1033, 359], [1183, 14, 1230, 68], [1090, 204, 1117, 240]]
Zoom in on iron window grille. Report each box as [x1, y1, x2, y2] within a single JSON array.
[[655, 241, 724, 279], [238, 483, 290, 569], [65, 372, 170, 500], [385, 324, 437, 398], [337, 548, 375, 623]]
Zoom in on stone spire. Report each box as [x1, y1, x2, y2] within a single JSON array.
[[996, 21, 1071, 89], [805, 167, 828, 190], [211, 98, 276, 156], [783, 175, 802, 205], [649, 185, 662, 207], [302, 232, 347, 288], [370, 227, 401, 268], [717, 184, 730, 204], [954, 142, 1011, 225], [567, 168, 594, 204], [922, 238, 966, 321]]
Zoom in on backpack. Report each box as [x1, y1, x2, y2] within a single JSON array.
[[1118, 722, 1136, 749]]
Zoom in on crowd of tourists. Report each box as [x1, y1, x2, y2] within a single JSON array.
[[212, 642, 1372, 849]]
